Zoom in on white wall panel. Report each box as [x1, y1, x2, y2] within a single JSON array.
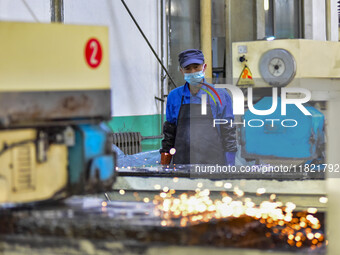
[[64, 0, 161, 117], [0, 0, 50, 22]]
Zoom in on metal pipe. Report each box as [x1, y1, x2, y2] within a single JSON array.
[[167, 0, 172, 92], [160, 0, 165, 133], [272, 0, 276, 37], [200, 0, 213, 79], [299, 0, 304, 38], [225, 0, 232, 84], [142, 135, 163, 140], [120, 0, 177, 89], [326, 0, 331, 41], [51, 0, 64, 23], [325, 0, 332, 41]]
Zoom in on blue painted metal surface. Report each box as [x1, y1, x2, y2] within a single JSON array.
[[68, 129, 84, 185], [242, 97, 324, 159], [68, 124, 115, 193], [89, 155, 114, 181]]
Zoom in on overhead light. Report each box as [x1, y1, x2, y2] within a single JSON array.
[[264, 0, 269, 11], [266, 36, 275, 41]]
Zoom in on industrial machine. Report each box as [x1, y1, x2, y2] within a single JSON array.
[[231, 39, 340, 164], [0, 31, 330, 254], [233, 40, 340, 91], [0, 22, 115, 204]]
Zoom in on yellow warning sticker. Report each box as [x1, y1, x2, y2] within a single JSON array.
[[237, 65, 254, 87]]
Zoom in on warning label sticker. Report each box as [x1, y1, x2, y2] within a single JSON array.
[[237, 65, 254, 87]]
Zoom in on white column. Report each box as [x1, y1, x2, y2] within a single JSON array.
[[326, 0, 339, 41], [326, 96, 340, 254], [304, 0, 326, 41]]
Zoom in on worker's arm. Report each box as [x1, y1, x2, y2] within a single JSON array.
[[160, 121, 176, 165], [160, 121, 177, 153], [160, 92, 178, 164]]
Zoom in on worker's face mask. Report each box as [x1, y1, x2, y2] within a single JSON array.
[[184, 69, 205, 86]]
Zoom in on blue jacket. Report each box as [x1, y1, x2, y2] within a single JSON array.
[[167, 82, 234, 124], [161, 82, 237, 153]]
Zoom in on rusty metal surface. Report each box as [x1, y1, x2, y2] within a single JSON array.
[[0, 237, 325, 255], [0, 197, 326, 254], [0, 90, 111, 128]]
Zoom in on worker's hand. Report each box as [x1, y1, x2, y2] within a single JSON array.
[[161, 152, 172, 165], [225, 152, 236, 166]]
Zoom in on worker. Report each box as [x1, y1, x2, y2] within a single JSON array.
[[160, 49, 237, 165]]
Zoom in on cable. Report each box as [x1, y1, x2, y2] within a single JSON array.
[[21, 0, 40, 23], [120, 0, 177, 88]]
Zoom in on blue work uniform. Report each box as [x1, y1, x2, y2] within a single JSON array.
[[161, 81, 236, 164], [166, 82, 234, 126]]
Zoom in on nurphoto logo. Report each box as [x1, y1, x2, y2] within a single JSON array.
[[201, 84, 312, 128]]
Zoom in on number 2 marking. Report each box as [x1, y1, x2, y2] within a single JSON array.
[[85, 38, 102, 68], [89, 41, 99, 65]]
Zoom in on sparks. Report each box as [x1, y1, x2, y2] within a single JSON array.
[[153, 188, 324, 248]]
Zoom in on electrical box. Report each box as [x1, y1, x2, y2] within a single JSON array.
[[232, 39, 340, 100]]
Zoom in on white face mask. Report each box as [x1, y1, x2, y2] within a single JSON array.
[[184, 69, 205, 85]]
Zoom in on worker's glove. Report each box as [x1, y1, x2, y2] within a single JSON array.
[[160, 121, 177, 153], [225, 152, 236, 166], [161, 152, 172, 165]]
